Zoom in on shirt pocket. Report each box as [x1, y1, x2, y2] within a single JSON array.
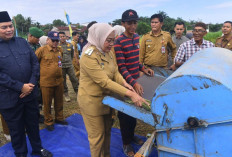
[[18, 49, 30, 62], [44, 55, 53, 64], [145, 41, 154, 53], [0, 51, 10, 67], [0, 87, 10, 101]]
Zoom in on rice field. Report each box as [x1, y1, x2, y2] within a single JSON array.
[[204, 31, 222, 44]]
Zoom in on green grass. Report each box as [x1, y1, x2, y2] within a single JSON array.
[[204, 31, 222, 44]]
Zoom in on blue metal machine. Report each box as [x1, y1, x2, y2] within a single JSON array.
[[103, 47, 232, 157]]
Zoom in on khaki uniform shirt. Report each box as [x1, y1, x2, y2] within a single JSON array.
[[215, 33, 232, 50], [78, 46, 128, 116], [58, 42, 74, 68], [35, 45, 63, 87], [71, 40, 80, 59], [140, 31, 177, 67]]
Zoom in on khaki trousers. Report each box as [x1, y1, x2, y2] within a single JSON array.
[[1, 114, 9, 135], [41, 83, 64, 125], [81, 111, 112, 157]]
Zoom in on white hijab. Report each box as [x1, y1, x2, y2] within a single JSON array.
[[83, 23, 114, 53]]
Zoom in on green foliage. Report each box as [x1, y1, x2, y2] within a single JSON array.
[[209, 23, 222, 32], [204, 31, 222, 43], [14, 14, 32, 34], [112, 19, 121, 26], [136, 22, 151, 35], [52, 19, 66, 27]]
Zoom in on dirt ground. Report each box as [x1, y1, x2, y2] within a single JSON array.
[[0, 79, 155, 147]]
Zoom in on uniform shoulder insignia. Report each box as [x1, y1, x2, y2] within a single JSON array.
[[85, 48, 94, 56]]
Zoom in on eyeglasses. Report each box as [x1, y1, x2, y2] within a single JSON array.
[[192, 29, 206, 33], [105, 38, 115, 44], [51, 39, 59, 42]]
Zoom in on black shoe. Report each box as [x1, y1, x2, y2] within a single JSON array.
[[46, 124, 54, 131], [55, 120, 68, 125], [32, 148, 53, 157], [39, 114, 44, 123]]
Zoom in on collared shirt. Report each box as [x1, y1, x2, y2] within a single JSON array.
[[35, 45, 63, 87], [172, 35, 189, 50], [71, 40, 80, 59], [78, 46, 127, 116], [175, 38, 215, 63], [215, 33, 232, 50], [140, 31, 177, 67], [114, 33, 144, 87], [28, 42, 41, 52], [0, 37, 39, 108], [58, 42, 74, 68]]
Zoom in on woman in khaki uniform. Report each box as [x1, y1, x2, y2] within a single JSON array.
[[78, 23, 149, 157]]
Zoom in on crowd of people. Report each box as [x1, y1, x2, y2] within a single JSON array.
[[0, 9, 231, 157]]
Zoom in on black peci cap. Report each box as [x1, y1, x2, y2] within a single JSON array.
[[121, 9, 139, 22], [0, 11, 11, 23]]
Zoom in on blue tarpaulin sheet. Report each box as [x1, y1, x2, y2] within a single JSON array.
[[0, 113, 158, 157]]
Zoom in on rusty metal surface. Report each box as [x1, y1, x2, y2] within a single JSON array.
[[135, 131, 156, 157]]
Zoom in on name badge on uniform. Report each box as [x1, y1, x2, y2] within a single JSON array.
[[58, 56, 62, 67], [161, 46, 165, 54], [85, 48, 94, 56]]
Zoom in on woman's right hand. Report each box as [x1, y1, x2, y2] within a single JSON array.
[[127, 90, 150, 107]]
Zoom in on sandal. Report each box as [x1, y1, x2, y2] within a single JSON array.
[[123, 144, 135, 157], [133, 136, 144, 145]]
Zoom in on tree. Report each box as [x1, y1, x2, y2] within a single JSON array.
[[34, 22, 41, 28], [136, 22, 151, 35], [209, 23, 222, 32], [112, 19, 121, 26], [41, 24, 53, 35], [14, 14, 26, 33], [139, 16, 150, 24], [52, 19, 66, 27]]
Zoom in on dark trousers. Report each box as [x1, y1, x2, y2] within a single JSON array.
[[62, 66, 79, 94], [118, 111, 136, 145], [0, 99, 42, 156]]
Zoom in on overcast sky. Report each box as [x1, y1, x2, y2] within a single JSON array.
[[2, 0, 232, 25]]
